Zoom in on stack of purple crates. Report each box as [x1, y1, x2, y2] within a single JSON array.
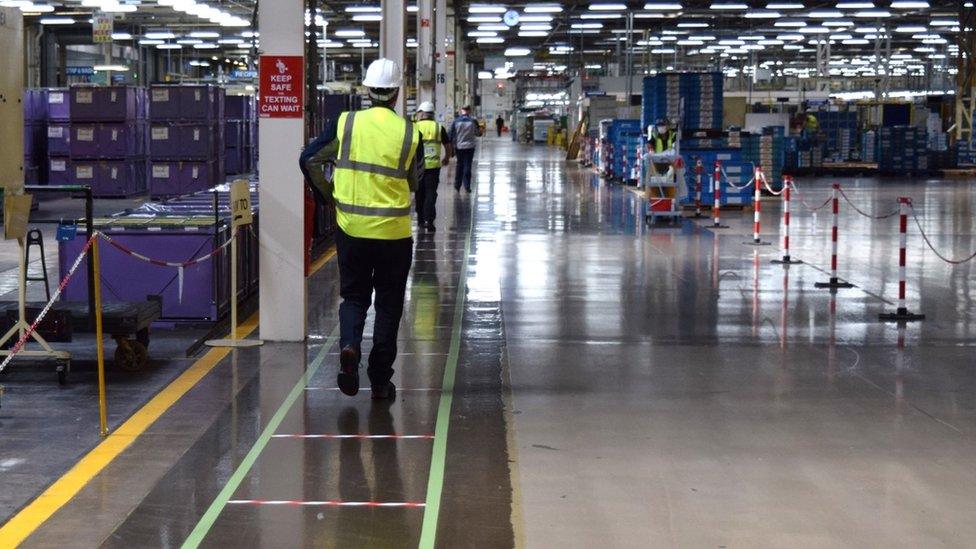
[[149, 84, 225, 198], [224, 95, 255, 175], [23, 89, 49, 186], [46, 88, 72, 187], [62, 86, 149, 197]]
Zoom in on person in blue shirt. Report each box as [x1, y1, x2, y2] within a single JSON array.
[[449, 106, 482, 193]]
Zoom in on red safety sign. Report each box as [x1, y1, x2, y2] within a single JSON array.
[[259, 55, 304, 118]]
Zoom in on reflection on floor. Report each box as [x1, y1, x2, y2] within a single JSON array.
[[9, 136, 976, 547]]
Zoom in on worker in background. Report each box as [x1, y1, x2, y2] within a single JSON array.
[[450, 105, 482, 193], [496, 115, 505, 137], [414, 101, 453, 232], [650, 118, 677, 154], [299, 58, 423, 401]]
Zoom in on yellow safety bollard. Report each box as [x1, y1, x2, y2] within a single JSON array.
[[92, 235, 108, 437]]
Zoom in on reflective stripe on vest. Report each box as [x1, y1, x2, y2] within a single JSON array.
[[333, 108, 420, 240], [416, 119, 442, 170]]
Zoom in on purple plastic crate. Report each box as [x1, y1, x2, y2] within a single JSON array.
[[100, 122, 146, 158], [150, 85, 222, 121], [224, 120, 243, 149], [70, 86, 143, 122], [48, 157, 70, 185], [47, 88, 70, 121], [59, 230, 226, 321], [69, 124, 99, 158], [24, 89, 48, 123], [224, 95, 252, 119], [150, 160, 217, 198], [181, 123, 221, 159], [23, 123, 45, 160], [46, 124, 70, 156], [149, 123, 181, 159], [72, 159, 147, 197], [225, 149, 244, 175]]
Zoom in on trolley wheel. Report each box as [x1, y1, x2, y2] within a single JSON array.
[[136, 327, 150, 348], [57, 360, 70, 385], [130, 340, 149, 369], [115, 339, 140, 372]]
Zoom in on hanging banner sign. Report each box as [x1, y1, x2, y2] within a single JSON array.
[[258, 55, 304, 118], [92, 13, 113, 43]]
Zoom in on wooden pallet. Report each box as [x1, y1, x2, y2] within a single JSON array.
[[942, 168, 976, 178]]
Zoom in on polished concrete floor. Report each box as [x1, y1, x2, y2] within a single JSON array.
[[7, 137, 976, 547]]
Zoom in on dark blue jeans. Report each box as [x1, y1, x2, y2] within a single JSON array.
[[454, 148, 475, 192], [335, 229, 413, 386]]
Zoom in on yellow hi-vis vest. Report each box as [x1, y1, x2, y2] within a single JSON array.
[[334, 107, 421, 240], [653, 132, 676, 153], [416, 119, 442, 170]]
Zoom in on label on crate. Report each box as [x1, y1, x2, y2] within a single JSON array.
[[192, 166, 199, 178], [152, 89, 170, 102], [49, 92, 64, 105], [76, 90, 93, 104], [47, 126, 63, 138], [76, 166, 93, 179], [50, 159, 66, 172], [111, 129, 119, 141], [193, 128, 200, 141], [110, 167, 118, 179], [152, 165, 170, 178], [110, 91, 117, 102], [151, 127, 169, 140], [194, 90, 201, 101], [76, 128, 94, 141]]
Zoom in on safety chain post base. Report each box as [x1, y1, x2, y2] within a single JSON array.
[[879, 307, 926, 322], [744, 239, 771, 246], [815, 277, 855, 289], [772, 256, 803, 265], [711, 223, 730, 229]]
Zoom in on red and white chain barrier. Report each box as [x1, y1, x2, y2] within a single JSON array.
[[745, 166, 770, 246], [879, 198, 925, 321], [909, 202, 976, 265], [814, 183, 855, 289], [772, 176, 801, 265], [693, 160, 704, 217], [837, 186, 900, 220], [0, 234, 97, 374], [789, 179, 832, 213], [97, 228, 240, 303], [711, 161, 728, 228]]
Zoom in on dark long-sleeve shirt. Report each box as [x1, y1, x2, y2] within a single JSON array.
[[299, 107, 424, 203]]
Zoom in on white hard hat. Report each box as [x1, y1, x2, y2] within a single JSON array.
[[418, 101, 435, 113], [362, 58, 402, 89]]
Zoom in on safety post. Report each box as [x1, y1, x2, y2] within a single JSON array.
[[815, 183, 854, 289], [772, 176, 802, 265], [744, 165, 770, 245], [879, 197, 925, 322], [689, 159, 705, 218], [634, 143, 642, 183], [206, 180, 264, 347], [711, 161, 729, 229], [92, 234, 108, 436]]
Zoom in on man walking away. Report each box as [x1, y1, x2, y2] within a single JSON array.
[[299, 58, 424, 401], [495, 115, 505, 137], [414, 101, 452, 233], [450, 105, 481, 193]]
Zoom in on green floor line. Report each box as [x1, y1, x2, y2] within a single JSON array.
[[181, 327, 339, 549], [418, 191, 477, 549]]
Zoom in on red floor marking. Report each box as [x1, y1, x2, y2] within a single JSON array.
[[271, 434, 435, 439], [227, 499, 425, 508]]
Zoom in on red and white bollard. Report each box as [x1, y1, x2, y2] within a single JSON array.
[[633, 143, 642, 182], [745, 165, 770, 245], [879, 197, 925, 321], [772, 176, 802, 265], [692, 159, 704, 218], [711, 161, 728, 229], [816, 183, 854, 288]]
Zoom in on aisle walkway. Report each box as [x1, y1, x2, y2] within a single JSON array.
[[7, 137, 976, 547]]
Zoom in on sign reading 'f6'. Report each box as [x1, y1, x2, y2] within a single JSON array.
[[259, 55, 304, 118]]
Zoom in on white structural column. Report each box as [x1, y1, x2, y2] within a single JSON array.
[[380, 0, 407, 116], [258, 0, 307, 341], [416, 0, 434, 105], [433, 0, 447, 120], [445, 14, 456, 115]]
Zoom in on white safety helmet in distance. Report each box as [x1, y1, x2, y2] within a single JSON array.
[[362, 58, 402, 88], [418, 101, 435, 113]]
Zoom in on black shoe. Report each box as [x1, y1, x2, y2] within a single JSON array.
[[371, 382, 396, 401], [337, 346, 360, 396], [425, 222, 436, 233]]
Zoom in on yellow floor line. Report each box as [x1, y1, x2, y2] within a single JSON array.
[[0, 245, 337, 548]]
